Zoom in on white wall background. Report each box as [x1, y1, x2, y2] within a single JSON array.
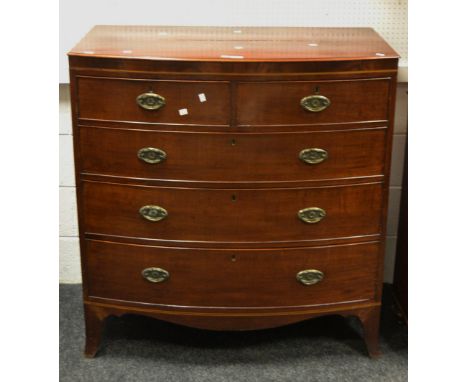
[[59, 0, 408, 283]]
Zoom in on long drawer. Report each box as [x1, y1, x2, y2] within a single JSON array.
[[82, 181, 383, 244], [85, 239, 380, 308], [236, 79, 390, 125], [76, 76, 230, 125], [79, 126, 387, 183]]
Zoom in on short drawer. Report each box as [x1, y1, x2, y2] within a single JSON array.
[[82, 181, 383, 244], [236, 79, 390, 126], [85, 239, 379, 307], [76, 76, 230, 125], [79, 126, 387, 183]]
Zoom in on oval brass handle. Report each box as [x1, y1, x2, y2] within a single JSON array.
[[298, 207, 326, 224], [299, 148, 328, 164], [136, 92, 166, 110], [142, 267, 170, 283], [300, 95, 331, 112], [137, 147, 167, 164], [296, 269, 324, 285], [139, 205, 168, 222]]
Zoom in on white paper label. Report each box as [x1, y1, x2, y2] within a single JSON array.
[[220, 55, 244, 59], [178, 108, 188, 116], [198, 93, 207, 102]]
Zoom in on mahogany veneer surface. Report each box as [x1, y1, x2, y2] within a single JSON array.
[[85, 240, 380, 308], [236, 79, 390, 125], [77, 77, 230, 125], [79, 126, 387, 183], [69, 25, 398, 358], [69, 25, 398, 62], [82, 181, 383, 244]]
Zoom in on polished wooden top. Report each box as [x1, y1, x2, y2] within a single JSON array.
[[69, 26, 399, 62]]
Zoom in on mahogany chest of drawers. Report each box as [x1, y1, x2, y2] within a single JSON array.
[[68, 26, 399, 358]]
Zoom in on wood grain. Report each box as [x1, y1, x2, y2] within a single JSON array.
[[82, 181, 383, 244], [79, 126, 387, 183], [77, 76, 230, 125], [69, 57, 398, 79], [69, 26, 399, 62], [236, 79, 390, 125], [84, 239, 379, 308]]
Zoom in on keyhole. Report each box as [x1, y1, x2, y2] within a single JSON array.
[[231, 255, 236, 262], [314, 86, 320, 94], [231, 194, 237, 202], [231, 139, 236, 146]]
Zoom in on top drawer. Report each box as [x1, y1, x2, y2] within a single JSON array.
[[236, 79, 390, 126], [76, 77, 230, 125]]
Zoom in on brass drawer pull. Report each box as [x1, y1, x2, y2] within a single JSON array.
[[299, 148, 328, 164], [139, 205, 168, 222], [300, 95, 331, 112], [298, 207, 326, 223], [136, 92, 166, 110], [137, 147, 167, 164], [296, 269, 324, 285], [142, 267, 170, 283]]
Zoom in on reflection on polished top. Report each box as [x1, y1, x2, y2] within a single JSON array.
[[68, 25, 399, 62]]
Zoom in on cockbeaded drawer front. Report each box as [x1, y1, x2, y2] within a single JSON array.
[[85, 239, 379, 308], [79, 126, 387, 183], [82, 181, 383, 245], [236, 79, 390, 126], [76, 76, 230, 125]]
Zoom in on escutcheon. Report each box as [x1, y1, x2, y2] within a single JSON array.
[[300, 95, 331, 112], [141, 267, 170, 283], [299, 148, 328, 164], [297, 207, 326, 224], [296, 269, 324, 285], [136, 92, 166, 110], [137, 147, 167, 164], [139, 205, 168, 222]]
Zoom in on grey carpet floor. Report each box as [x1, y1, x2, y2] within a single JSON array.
[[60, 284, 407, 382]]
